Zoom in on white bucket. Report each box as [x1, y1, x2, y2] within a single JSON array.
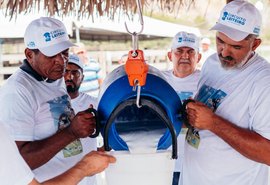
[[105, 150, 175, 185]]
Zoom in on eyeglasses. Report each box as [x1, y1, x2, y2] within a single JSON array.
[[64, 69, 82, 77]]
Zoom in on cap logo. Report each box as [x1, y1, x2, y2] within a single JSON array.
[[51, 29, 66, 39], [253, 27, 260, 34], [222, 11, 246, 26], [178, 36, 195, 43], [44, 32, 51, 42], [178, 37, 183, 43], [43, 29, 66, 43], [27, 41, 36, 47]]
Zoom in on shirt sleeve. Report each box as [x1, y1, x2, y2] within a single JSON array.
[[0, 83, 36, 141], [0, 124, 34, 185], [250, 74, 270, 140]]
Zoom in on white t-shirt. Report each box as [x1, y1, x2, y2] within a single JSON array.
[[0, 68, 95, 184], [71, 92, 98, 113], [70, 92, 98, 185], [162, 69, 200, 173], [182, 53, 270, 185], [0, 123, 34, 185]]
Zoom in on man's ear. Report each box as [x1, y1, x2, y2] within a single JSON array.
[[252, 38, 261, 51], [167, 51, 172, 61], [197, 53, 202, 64], [24, 48, 34, 62]]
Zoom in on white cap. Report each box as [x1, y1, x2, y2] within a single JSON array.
[[24, 17, 75, 57], [68, 54, 84, 70], [210, 0, 262, 41], [171, 31, 200, 51], [201, 37, 211, 45]]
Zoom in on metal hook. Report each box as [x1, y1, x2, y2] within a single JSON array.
[[136, 85, 142, 108], [124, 0, 144, 36], [133, 79, 142, 108], [124, 0, 144, 56]]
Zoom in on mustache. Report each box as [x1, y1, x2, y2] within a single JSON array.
[[65, 80, 75, 85], [178, 59, 190, 63], [219, 54, 234, 61]]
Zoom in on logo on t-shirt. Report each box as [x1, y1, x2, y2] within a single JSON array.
[[47, 95, 82, 158], [196, 84, 227, 111], [178, 91, 193, 103]]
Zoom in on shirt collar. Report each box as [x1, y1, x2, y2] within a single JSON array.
[[20, 59, 55, 83]]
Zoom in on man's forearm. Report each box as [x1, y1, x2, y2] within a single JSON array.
[[29, 151, 116, 185], [41, 163, 85, 185], [17, 128, 77, 169], [28, 165, 84, 185], [210, 115, 270, 165]]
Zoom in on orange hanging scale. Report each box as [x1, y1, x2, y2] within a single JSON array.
[[125, 49, 148, 87]]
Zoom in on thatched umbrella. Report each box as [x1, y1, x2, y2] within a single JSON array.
[[1, 0, 232, 20]]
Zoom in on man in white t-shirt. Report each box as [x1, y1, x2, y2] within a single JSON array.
[[183, 1, 270, 185], [162, 31, 201, 185], [0, 121, 115, 185], [0, 17, 101, 183], [64, 54, 99, 184]]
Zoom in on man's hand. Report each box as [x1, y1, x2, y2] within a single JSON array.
[[76, 151, 116, 177], [36, 151, 116, 185], [186, 101, 217, 131], [68, 108, 96, 138]]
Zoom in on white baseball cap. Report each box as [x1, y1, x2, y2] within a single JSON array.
[[171, 31, 200, 51], [210, 0, 262, 41], [24, 17, 75, 57], [201, 37, 211, 45], [68, 54, 84, 70]]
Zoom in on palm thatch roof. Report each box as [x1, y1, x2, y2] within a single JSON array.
[[1, 0, 232, 20]]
